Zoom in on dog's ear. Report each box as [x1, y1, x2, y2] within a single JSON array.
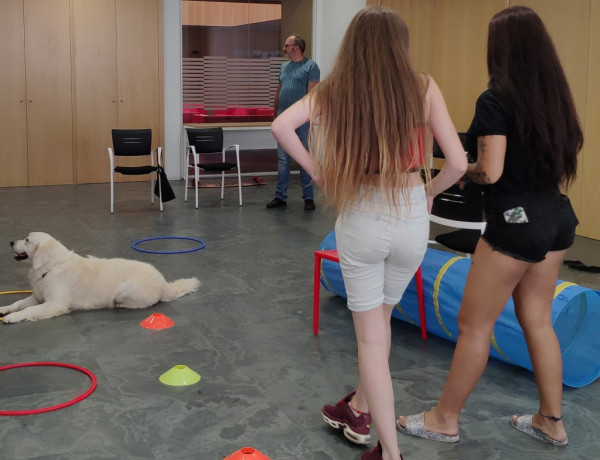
[[31, 240, 50, 270]]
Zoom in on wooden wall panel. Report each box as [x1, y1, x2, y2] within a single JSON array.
[[512, 0, 592, 236], [354, 0, 600, 239], [281, 0, 313, 58], [581, 0, 600, 239], [158, 0, 165, 156], [379, 0, 435, 75], [24, 0, 73, 186], [116, 0, 161, 179], [182, 1, 281, 27], [183, 1, 248, 27], [117, 0, 160, 134], [431, 0, 505, 131], [0, 0, 28, 187], [73, 0, 118, 184]]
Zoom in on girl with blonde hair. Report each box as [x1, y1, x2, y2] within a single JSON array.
[[271, 6, 467, 459]]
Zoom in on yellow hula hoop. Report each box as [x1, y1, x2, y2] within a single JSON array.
[[395, 304, 415, 325], [432, 256, 464, 339], [554, 281, 576, 298], [320, 262, 336, 294], [0, 290, 33, 295], [489, 282, 577, 363], [431, 255, 511, 361], [432, 256, 512, 360], [490, 331, 512, 362]]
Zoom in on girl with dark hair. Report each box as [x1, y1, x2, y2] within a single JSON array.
[[398, 5, 582, 448], [272, 6, 467, 460]]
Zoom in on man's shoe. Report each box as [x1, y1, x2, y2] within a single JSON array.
[[322, 391, 371, 445], [304, 199, 316, 211], [266, 197, 286, 209]]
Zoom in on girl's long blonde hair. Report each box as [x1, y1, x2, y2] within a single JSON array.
[[309, 6, 430, 213]]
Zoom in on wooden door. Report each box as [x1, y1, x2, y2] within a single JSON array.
[[0, 0, 28, 187], [115, 0, 161, 179], [24, 0, 73, 186], [73, 0, 118, 184], [116, 0, 160, 134]]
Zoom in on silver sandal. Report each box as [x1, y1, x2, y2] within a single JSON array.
[[509, 412, 568, 447]]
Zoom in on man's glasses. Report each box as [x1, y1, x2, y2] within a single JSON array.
[[284, 44, 296, 48]]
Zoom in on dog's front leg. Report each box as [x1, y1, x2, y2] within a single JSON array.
[[2, 301, 69, 324], [0, 295, 39, 316]]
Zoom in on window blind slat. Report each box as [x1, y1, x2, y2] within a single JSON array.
[[183, 56, 288, 109]]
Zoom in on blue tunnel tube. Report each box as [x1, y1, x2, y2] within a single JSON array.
[[318, 231, 600, 388]]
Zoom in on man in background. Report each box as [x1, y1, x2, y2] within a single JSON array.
[[266, 34, 320, 210]]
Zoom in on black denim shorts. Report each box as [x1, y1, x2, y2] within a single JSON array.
[[482, 193, 579, 263]]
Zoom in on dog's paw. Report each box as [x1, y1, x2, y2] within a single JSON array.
[[2, 313, 25, 324]]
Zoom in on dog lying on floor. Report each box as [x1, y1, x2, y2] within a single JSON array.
[[0, 232, 200, 323]]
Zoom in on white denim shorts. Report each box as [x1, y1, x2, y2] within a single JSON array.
[[335, 185, 429, 312]]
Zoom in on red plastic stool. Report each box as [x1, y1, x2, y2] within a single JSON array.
[[313, 249, 427, 339]]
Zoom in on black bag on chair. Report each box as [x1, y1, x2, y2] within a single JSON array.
[[154, 167, 176, 202]]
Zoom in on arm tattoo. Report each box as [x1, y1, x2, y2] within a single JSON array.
[[467, 138, 491, 184], [478, 138, 486, 156]]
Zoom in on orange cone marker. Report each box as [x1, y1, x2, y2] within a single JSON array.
[[140, 313, 174, 330], [224, 447, 271, 460]]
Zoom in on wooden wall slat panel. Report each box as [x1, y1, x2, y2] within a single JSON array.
[[581, 0, 600, 239], [183, 56, 287, 109], [116, 0, 161, 180], [281, 0, 312, 59], [24, 0, 73, 186], [73, 0, 118, 184], [182, 1, 281, 27], [0, 0, 28, 187], [512, 0, 592, 236], [370, 0, 599, 238], [431, 0, 505, 131], [380, 0, 435, 75]]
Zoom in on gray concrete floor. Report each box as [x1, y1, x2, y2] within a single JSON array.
[[0, 178, 598, 459]]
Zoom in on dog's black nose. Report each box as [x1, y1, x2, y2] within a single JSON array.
[[10, 241, 14, 247]]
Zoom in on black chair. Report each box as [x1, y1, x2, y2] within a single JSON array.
[[432, 132, 470, 159], [108, 129, 163, 213], [184, 127, 242, 208], [430, 133, 485, 257], [430, 181, 486, 257]]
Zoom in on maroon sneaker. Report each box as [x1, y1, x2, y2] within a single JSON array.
[[361, 442, 404, 460], [321, 391, 371, 444], [361, 442, 382, 460]]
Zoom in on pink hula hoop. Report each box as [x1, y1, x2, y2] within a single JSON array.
[[0, 362, 97, 416]]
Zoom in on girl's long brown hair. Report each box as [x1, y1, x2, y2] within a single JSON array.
[[487, 6, 582, 191], [309, 6, 429, 214]]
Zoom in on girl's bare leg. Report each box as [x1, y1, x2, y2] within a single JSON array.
[[353, 303, 402, 460], [400, 240, 528, 434], [511, 249, 567, 442]]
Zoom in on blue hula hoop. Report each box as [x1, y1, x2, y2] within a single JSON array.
[[132, 236, 206, 254]]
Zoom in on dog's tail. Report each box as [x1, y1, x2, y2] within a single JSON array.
[[160, 277, 201, 301]]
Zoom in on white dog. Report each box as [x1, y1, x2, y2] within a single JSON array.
[[0, 232, 201, 323]]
